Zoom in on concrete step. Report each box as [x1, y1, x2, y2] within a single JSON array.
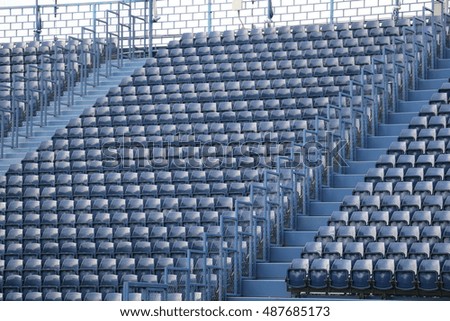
[[0, 57, 147, 175], [284, 231, 316, 246], [0, 158, 22, 172], [418, 77, 448, 90], [332, 173, 365, 188], [296, 215, 329, 230], [256, 263, 290, 279], [397, 100, 427, 113], [270, 247, 302, 262], [408, 89, 436, 101], [377, 123, 408, 136], [309, 202, 341, 216], [343, 160, 376, 174], [321, 187, 353, 202], [356, 148, 386, 161], [388, 111, 418, 124], [241, 279, 290, 298], [428, 68, 450, 80], [367, 136, 397, 148], [437, 58, 450, 69]]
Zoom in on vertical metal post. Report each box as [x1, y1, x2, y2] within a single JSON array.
[[144, 0, 148, 57], [93, 4, 97, 35], [208, 0, 212, 33], [330, 0, 334, 23], [35, 0, 41, 41], [149, 0, 153, 57]]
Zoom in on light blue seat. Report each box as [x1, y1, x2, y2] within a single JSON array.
[[395, 259, 417, 291], [309, 258, 330, 289], [329, 259, 351, 290], [286, 258, 309, 289], [351, 259, 373, 290], [373, 259, 395, 290], [417, 259, 440, 292]]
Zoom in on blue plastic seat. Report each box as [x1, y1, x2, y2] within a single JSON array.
[[314, 226, 335, 244], [64, 292, 82, 301], [395, 259, 417, 291], [373, 259, 395, 290], [336, 226, 356, 245], [309, 258, 330, 289], [322, 242, 343, 262], [287, 258, 309, 289], [377, 226, 398, 247], [45, 292, 63, 301], [329, 259, 352, 290], [442, 260, 450, 291], [301, 241, 322, 260], [417, 259, 440, 292], [328, 211, 348, 227], [351, 259, 373, 290]]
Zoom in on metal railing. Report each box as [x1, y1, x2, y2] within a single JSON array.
[[223, 1, 448, 301], [0, 0, 449, 302], [0, 1, 150, 158], [0, 1, 445, 45]]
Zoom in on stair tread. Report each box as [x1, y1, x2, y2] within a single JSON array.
[[0, 58, 147, 175]]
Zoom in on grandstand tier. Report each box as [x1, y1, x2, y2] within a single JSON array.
[[1, 0, 450, 301]]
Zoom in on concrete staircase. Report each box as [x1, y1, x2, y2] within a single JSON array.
[[233, 58, 450, 300], [0, 58, 147, 174]]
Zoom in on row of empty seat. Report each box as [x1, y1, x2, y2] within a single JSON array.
[[0, 19, 413, 299], [287, 258, 450, 295]]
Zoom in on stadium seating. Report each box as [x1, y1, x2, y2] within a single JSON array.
[[1, 9, 450, 301]]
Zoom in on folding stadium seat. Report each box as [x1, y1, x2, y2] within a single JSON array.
[[136, 258, 155, 279], [420, 226, 441, 247], [327, 258, 351, 290], [309, 258, 330, 289], [64, 292, 82, 301], [356, 225, 377, 247], [416, 259, 440, 292], [286, 259, 309, 289], [377, 226, 398, 247], [372, 182, 392, 197], [343, 242, 364, 265], [386, 242, 408, 265], [433, 210, 450, 229], [80, 274, 99, 296], [351, 259, 373, 290], [365, 168, 384, 183], [42, 274, 61, 298], [398, 226, 420, 247], [336, 226, 356, 245], [395, 259, 417, 292], [363, 242, 385, 264], [340, 195, 360, 213], [380, 195, 401, 214], [104, 293, 122, 301], [328, 211, 349, 227], [408, 243, 430, 266], [99, 274, 119, 295], [44, 292, 62, 301], [314, 226, 335, 245], [349, 211, 369, 228], [440, 260, 450, 292], [411, 211, 431, 230], [5, 292, 23, 301], [319, 242, 341, 262], [301, 242, 322, 261], [373, 259, 395, 291]]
